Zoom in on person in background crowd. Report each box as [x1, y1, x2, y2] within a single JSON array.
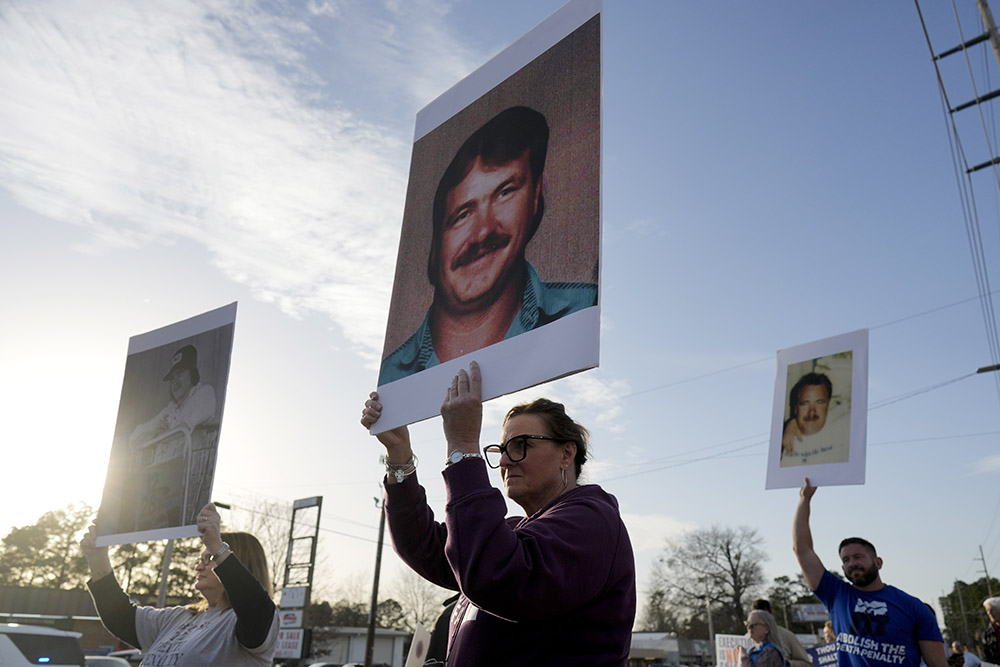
[[738, 609, 787, 667], [982, 597, 1000, 665], [751, 599, 811, 667], [952, 640, 982, 667]]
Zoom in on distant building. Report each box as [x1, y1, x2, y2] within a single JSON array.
[[308, 625, 409, 665], [629, 633, 714, 667]]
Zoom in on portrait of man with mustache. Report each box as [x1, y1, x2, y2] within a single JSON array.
[[379, 106, 598, 385]]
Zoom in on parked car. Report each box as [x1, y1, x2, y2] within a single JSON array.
[[0, 623, 86, 667]]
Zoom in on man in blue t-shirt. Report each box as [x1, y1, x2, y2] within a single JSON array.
[[793, 478, 947, 667]]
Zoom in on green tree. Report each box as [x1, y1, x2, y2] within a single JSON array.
[[939, 577, 999, 649], [640, 587, 680, 633], [0, 503, 94, 589], [0, 502, 206, 601], [766, 574, 816, 631], [648, 524, 767, 635], [0, 523, 50, 586]]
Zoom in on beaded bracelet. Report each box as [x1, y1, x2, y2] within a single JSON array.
[[382, 454, 418, 483]]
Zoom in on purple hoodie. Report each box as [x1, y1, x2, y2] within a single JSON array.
[[385, 459, 636, 666]]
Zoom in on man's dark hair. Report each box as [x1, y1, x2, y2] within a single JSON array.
[[838, 537, 877, 558], [427, 106, 549, 286], [789, 372, 832, 415], [751, 599, 772, 613], [504, 398, 589, 478]]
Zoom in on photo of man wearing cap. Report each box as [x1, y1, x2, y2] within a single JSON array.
[[129, 343, 216, 449]]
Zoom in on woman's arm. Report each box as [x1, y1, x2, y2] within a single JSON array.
[[362, 391, 458, 591], [214, 555, 276, 649], [196, 503, 276, 649], [383, 473, 459, 591], [81, 525, 140, 648], [86, 573, 140, 648]]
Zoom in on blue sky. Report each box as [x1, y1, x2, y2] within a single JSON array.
[[1, 0, 998, 623]]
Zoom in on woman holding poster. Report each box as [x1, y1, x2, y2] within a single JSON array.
[[81, 502, 278, 665], [361, 361, 636, 665]]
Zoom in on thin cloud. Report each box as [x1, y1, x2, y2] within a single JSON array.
[[0, 0, 485, 362], [975, 454, 1000, 473]]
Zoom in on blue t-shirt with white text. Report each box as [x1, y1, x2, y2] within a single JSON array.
[[813, 571, 942, 667]]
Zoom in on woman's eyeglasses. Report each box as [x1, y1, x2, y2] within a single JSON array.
[[483, 435, 564, 469]]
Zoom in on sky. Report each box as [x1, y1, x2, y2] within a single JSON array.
[[2, 0, 999, 630]]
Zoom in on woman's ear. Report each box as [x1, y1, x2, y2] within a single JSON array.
[[562, 440, 577, 466]]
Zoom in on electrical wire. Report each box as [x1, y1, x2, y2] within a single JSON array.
[[914, 0, 1000, 406]]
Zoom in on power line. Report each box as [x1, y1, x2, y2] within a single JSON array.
[[218, 495, 382, 546], [595, 425, 998, 484], [868, 372, 977, 410], [621, 289, 997, 401], [914, 0, 1000, 407]]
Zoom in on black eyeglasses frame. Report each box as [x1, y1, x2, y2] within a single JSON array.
[[482, 434, 566, 469]]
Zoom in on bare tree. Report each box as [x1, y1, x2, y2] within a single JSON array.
[[648, 524, 767, 635], [224, 495, 292, 592], [389, 567, 454, 633]]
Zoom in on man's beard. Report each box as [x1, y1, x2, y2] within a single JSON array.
[[847, 563, 879, 587]]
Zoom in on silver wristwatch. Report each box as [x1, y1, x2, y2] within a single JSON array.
[[447, 450, 483, 466], [210, 541, 230, 562]]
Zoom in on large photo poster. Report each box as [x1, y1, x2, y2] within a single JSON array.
[[96, 303, 237, 546], [765, 329, 869, 490], [373, 0, 601, 432]]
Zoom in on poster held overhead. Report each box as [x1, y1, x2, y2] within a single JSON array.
[[96, 302, 237, 546], [765, 329, 868, 490], [373, 0, 602, 433]]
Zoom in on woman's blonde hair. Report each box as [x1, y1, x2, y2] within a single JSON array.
[[188, 531, 273, 613]]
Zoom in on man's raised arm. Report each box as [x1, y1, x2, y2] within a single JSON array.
[[793, 477, 826, 590]]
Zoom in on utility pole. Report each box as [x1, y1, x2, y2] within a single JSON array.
[[365, 495, 387, 667], [706, 597, 715, 662], [156, 539, 175, 608], [977, 0, 1000, 71], [956, 580, 970, 646], [979, 545, 995, 597]]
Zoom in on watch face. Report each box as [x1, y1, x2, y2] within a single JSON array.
[[449, 450, 463, 464]]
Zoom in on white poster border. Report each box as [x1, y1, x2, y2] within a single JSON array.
[[96, 302, 237, 546], [765, 328, 869, 490], [414, 0, 601, 142], [374, 307, 599, 434]]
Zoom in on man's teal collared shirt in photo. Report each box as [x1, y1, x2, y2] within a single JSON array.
[[378, 262, 597, 385]]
